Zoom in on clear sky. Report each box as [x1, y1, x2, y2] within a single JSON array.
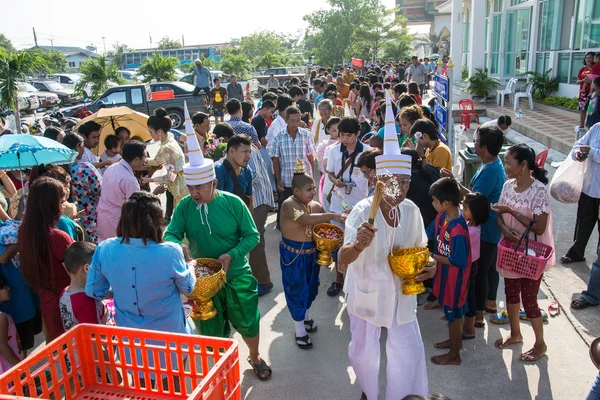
[[4, 0, 426, 51]]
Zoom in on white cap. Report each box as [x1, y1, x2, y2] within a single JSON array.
[[375, 91, 412, 176], [182, 100, 215, 185]]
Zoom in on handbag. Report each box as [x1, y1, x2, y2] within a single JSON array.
[[497, 221, 554, 280], [222, 159, 251, 208], [326, 153, 358, 204]]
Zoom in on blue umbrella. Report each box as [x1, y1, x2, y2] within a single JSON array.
[[0, 134, 77, 184]]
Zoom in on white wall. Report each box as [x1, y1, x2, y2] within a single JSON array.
[[66, 54, 93, 70], [433, 14, 451, 36], [556, 83, 579, 98]]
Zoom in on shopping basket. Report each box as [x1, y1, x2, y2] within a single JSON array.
[[0, 324, 240, 400], [497, 222, 554, 280]]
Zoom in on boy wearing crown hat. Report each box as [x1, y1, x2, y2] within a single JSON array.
[[338, 92, 436, 399], [279, 159, 345, 349], [164, 102, 271, 381]]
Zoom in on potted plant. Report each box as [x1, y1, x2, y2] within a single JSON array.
[[465, 68, 499, 103], [523, 68, 559, 100]]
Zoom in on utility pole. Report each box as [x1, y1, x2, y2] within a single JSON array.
[[101, 37, 106, 55], [182, 35, 185, 47], [32, 27, 38, 47], [50, 37, 54, 47]]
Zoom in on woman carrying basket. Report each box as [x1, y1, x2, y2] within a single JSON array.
[[491, 143, 555, 362]]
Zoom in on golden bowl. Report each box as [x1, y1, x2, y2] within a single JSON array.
[[388, 247, 429, 295], [312, 223, 344, 266], [187, 258, 226, 320]]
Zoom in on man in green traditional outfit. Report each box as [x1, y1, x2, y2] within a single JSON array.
[[164, 102, 272, 381]]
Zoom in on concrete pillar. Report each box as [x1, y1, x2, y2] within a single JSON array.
[[468, 0, 486, 76], [449, 0, 463, 83]]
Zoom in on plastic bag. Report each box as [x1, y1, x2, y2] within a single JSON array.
[[549, 152, 587, 203]]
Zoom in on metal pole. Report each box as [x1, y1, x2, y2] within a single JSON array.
[[447, 58, 455, 161], [101, 37, 106, 55], [32, 27, 38, 47]]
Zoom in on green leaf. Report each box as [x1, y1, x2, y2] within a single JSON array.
[[137, 53, 179, 83]]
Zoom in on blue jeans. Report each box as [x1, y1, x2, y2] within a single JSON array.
[[587, 371, 600, 400], [581, 245, 600, 305]]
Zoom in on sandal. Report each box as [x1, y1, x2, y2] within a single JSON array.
[[327, 281, 343, 297], [548, 302, 560, 317], [304, 319, 318, 333], [247, 357, 272, 381], [490, 310, 510, 324], [295, 335, 313, 350], [474, 321, 486, 328], [519, 310, 548, 321], [485, 307, 498, 314], [257, 282, 274, 297], [571, 297, 598, 310]]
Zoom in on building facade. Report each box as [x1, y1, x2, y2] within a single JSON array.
[[396, 0, 449, 24], [34, 46, 98, 72], [121, 44, 229, 70], [445, 0, 599, 96]]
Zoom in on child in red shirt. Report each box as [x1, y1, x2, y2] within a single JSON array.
[[59, 242, 106, 330]]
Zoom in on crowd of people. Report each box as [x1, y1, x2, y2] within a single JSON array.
[[0, 56, 598, 399]]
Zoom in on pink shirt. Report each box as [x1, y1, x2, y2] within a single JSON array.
[[97, 159, 139, 242], [468, 225, 481, 262], [0, 312, 22, 374]]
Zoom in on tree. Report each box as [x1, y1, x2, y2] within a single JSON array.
[[156, 37, 182, 50], [0, 52, 44, 130], [417, 31, 450, 55], [304, 0, 381, 66], [352, 7, 412, 62], [25, 48, 68, 74], [106, 43, 133, 68], [256, 52, 282, 69], [137, 53, 179, 83], [75, 56, 124, 100], [383, 41, 412, 62], [179, 54, 217, 72], [0, 34, 15, 53], [240, 31, 285, 60], [220, 51, 251, 77]]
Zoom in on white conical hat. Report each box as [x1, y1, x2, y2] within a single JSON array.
[[182, 101, 215, 185], [375, 91, 411, 176]]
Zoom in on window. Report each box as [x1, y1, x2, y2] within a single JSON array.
[[574, 0, 600, 49], [68, 62, 76, 68], [557, 53, 570, 83], [490, 14, 502, 75], [493, 0, 503, 12], [511, 0, 529, 4], [571, 52, 586, 83], [100, 91, 127, 105], [538, 0, 563, 51], [131, 88, 144, 105], [535, 52, 550, 74]]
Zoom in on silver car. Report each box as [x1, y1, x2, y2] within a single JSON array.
[[17, 82, 60, 109], [31, 80, 82, 105]]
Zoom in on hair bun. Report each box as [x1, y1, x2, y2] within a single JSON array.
[[154, 108, 168, 118]]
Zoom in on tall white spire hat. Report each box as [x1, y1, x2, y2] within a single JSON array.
[[182, 101, 215, 185], [375, 91, 412, 176]]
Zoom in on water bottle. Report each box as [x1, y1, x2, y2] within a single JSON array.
[[518, 108, 523, 120]]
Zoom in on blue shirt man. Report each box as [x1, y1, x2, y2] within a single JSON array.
[[192, 60, 212, 97], [214, 160, 253, 196]]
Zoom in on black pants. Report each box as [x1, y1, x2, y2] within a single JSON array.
[[566, 192, 600, 260], [276, 187, 293, 230], [165, 190, 174, 221], [192, 86, 210, 98], [466, 261, 478, 318], [474, 240, 499, 312]]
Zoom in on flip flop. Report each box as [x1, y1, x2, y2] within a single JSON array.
[[474, 321, 486, 328], [257, 282, 274, 297], [519, 310, 548, 321], [304, 319, 318, 333], [295, 335, 313, 350], [462, 334, 476, 340], [327, 281, 343, 297], [490, 310, 510, 324], [247, 357, 272, 381], [548, 302, 560, 317]]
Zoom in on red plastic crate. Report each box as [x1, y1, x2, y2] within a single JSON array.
[[0, 324, 240, 400]]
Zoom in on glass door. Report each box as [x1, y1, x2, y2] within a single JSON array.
[[505, 8, 531, 76]]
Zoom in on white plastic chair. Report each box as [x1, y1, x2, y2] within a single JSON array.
[[514, 82, 534, 111], [496, 78, 517, 107]]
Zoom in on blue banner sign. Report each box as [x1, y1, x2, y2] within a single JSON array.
[[434, 99, 447, 132], [433, 74, 449, 102]]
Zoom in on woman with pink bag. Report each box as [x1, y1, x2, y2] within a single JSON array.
[[490, 143, 555, 362]]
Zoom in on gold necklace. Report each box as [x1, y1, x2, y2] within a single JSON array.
[[292, 196, 313, 237]]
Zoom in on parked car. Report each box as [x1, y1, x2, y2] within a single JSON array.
[[117, 70, 143, 84], [149, 82, 197, 97], [63, 84, 208, 129], [51, 73, 117, 99], [31, 80, 82, 105], [17, 82, 60, 108], [180, 70, 228, 86], [255, 67, 305, 86]]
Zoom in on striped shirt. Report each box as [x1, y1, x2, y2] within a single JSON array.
[[248, 144, 275, 208], [268, 127, 316, 187], [228, 116, 260, 144]]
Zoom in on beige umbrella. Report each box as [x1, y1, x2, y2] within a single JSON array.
[[73, 106, 152, 155]]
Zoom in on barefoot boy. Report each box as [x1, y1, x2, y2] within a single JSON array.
[[280, 159, 345, 349], [426, 177, 471, 365]]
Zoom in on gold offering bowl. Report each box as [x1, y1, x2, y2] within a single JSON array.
[[187, 258, 226, 320], [312, 223, 344, 267], [388, 247, 429, 295]]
